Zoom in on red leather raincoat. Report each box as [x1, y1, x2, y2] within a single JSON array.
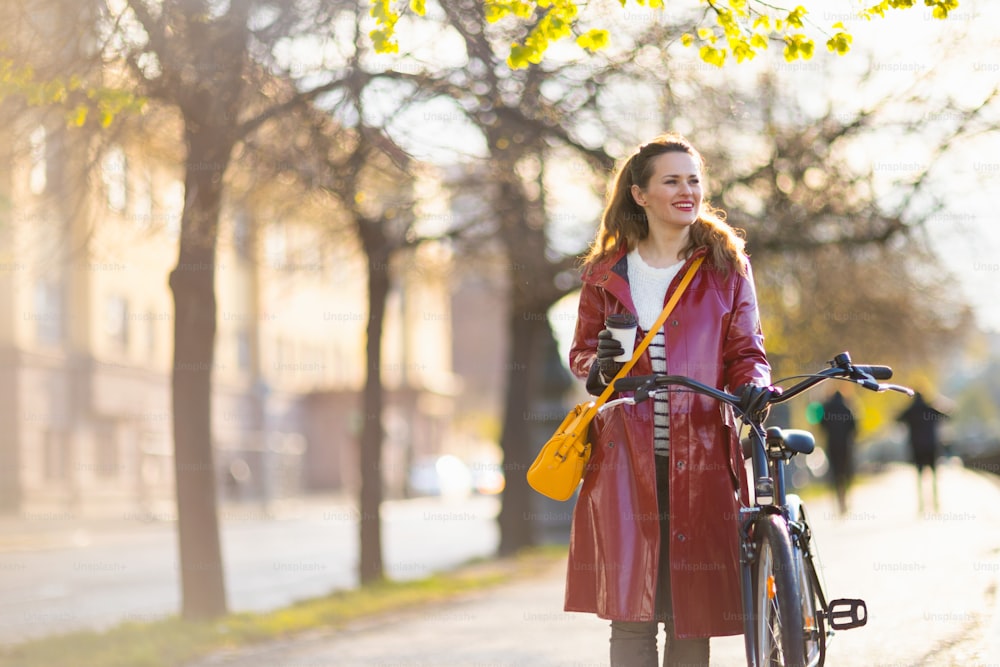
[[565, 246, 771, 639]]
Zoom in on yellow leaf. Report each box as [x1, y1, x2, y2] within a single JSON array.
[[369, 27, 399, 54], [732, 40, 756, 62], [409, 0, 425, 15], [786, 6, 806, 28], [826, 32, 853, 55], [508, 43, 532, 69], [576, 29, 610, 52], [485, 3, 505, 22], [681, 33, 694, 47], [70, 105, 88, 127], [698, 44, 726, 67]]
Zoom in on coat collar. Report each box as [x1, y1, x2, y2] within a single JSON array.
[[582, 245, 709, 317]]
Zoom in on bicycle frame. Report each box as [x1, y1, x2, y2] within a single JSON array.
[[738, 422, 805, 666], [610, 352, 910, 667]]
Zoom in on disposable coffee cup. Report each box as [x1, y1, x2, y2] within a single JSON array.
[[605, 313, 638, 362]]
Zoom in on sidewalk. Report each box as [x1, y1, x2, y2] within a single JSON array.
[[187, 559, 614, 667], [0, 493, 358, 554], [183, 463, 1000, 667]]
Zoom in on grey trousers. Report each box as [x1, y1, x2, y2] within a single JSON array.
[[609, 455, 710, 667]]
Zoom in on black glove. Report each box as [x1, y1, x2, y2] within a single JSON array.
[[737, 383, 782, 422], [596, 329, 625, 382], [586, 363, 608, 395]]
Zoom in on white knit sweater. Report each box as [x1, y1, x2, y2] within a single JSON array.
[[627, 248, 683, 457]]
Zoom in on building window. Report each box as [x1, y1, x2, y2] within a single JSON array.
[[29, 126, 47, 195], [33, 280, 64, 345], [105, 295, 129, 351], [101, 145, 128, 212]]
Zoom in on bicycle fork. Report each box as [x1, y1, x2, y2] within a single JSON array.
[[738, 507, 761, 667]]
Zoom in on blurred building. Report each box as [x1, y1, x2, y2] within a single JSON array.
[[0, 109, 459, 515]]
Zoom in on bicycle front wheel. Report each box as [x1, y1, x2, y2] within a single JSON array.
[[797, 548, 825, 667], [753, 513, 806, 667]]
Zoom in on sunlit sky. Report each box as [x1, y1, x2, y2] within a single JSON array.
[[378, 0, 1000, 334]]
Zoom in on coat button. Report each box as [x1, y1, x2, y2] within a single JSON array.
[[608, 441, 615, 448], [676, 460, 685, 470], [671, 320, 679, 326], [677, 533, 687, 542]]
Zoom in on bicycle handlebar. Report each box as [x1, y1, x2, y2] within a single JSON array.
[[610, 351, 911, 419]]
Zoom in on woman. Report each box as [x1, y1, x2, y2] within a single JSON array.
[[566, 134, 774, 666]]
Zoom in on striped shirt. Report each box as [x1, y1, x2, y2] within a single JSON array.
[[627, 249, 684, 457]]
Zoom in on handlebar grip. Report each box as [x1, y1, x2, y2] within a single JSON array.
[[855, 365, 893, 380], [613, 376, 655, 392]]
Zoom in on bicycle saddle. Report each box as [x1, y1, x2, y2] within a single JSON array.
[[766, 426, 816, 455]]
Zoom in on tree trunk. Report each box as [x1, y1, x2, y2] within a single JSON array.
[[168, 133, 230, 619], [359, 237, 389, 583], [497, 307, 550, 555]]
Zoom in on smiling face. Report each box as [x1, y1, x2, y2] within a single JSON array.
[[629, 151, 703, 231]]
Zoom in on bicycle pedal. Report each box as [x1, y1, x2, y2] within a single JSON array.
[[826, 598, 868, 630]]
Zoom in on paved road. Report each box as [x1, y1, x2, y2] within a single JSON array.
[[185, 463, 1000, 667], [0, 495, 500, 643]]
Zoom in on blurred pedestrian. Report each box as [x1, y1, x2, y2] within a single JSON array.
[[819, 391, 856, 516], [896, 392, 949, 514]]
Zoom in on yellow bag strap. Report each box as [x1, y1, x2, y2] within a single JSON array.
[[587, 255, 704, 416]]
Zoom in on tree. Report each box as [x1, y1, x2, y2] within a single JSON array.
[[370, 0, 651, 553], [370, 0, 959, 69], [8, 0, 461, 598], [234, 27, 433, 580], [54, 0, 358, 618], [0, 4, 142, 127], [281, 110, 420, 585]]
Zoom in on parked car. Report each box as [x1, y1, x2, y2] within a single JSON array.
[[407, 455, 474, 499]]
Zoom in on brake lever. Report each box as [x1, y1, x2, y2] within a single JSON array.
[[849, 365, 881, 391], [619, 377, 659, 404], [882, 383, 915, 396]]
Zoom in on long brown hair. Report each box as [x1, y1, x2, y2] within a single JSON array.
[[583, 133, 747, 276]]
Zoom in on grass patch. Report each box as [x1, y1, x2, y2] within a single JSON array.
[[0, 545, 568, 667]]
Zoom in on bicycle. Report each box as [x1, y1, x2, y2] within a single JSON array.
[[606, 351, 914, 667]]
